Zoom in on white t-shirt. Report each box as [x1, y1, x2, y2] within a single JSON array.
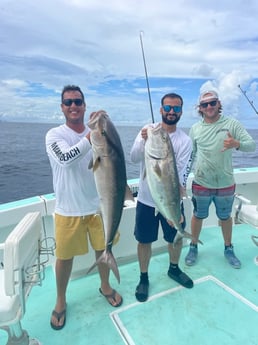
[[130, 123, 192, 208], [45, 124, 99, 216]]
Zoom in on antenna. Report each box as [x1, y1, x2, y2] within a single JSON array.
[[139, 31, 155, 123], [238, 84, 258, 115]]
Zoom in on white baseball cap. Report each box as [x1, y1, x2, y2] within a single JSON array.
[[199, 90, 219, 104]]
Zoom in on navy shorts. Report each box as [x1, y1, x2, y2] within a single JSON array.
[[191, 182, 235, 220], [134, 200, 186, 244]]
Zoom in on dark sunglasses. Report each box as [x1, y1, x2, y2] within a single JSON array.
[[200, 100, 217, 108], [162, 105, 182, 113], [62, 98, 84, 106]]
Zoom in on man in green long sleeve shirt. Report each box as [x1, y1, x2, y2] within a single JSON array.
[[185, 90, 256, 268]]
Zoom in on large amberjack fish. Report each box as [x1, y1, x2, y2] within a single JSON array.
[[87, 110, 133, 283], [144, 124, 196, 244]]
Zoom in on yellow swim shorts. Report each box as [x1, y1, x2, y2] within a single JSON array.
[[55, 213, 120, 260]]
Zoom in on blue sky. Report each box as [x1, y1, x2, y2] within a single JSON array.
[[0, 0, 258, 128]]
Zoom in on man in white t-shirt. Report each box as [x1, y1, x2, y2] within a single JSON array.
[[130, 93, 194, 302], [46, 85, 122, 330]]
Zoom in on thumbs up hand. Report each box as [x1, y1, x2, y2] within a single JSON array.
[[221, 132, 240, 152]]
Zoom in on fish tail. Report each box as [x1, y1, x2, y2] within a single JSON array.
[[86, 249, 120, 283], [86, 261, 98, 276], [105, 250, 120, 283], [172, 231, 185, 246], [173, 230, 203, 246]]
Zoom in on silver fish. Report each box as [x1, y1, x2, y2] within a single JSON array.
[[144, 124, 195, 244], [87, 110, 133, 283]]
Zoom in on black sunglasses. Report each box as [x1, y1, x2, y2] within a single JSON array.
[[200, 100, 217, 108], [62, 98, 84, 106], [162, 105, 182, 113]]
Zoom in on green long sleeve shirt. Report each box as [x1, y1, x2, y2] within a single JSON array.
[[190, 115, 256, 188]]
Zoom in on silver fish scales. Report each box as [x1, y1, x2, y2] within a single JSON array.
[[87, 110, 133, 282], [144, 124, 195, 244]]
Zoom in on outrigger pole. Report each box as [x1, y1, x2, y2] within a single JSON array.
[[238, 84, 258, 115], [139, 31, 155, 123]]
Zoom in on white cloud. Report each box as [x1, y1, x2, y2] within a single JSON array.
[[0, 0, 258, 126]]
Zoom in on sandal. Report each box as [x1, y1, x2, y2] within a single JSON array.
[[99, 288, 123, 307], [50, 307, 66, 330]]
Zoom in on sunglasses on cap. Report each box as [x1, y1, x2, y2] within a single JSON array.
[[200, 100, 217, 108], [162, 105, 182, 113], [62, 98, 84, 106]]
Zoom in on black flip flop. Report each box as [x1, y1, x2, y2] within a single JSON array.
[[99, 288, 123, 307], [50, 308, 66, 330]]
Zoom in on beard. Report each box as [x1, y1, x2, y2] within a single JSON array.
[[162, 113, 180, 125]]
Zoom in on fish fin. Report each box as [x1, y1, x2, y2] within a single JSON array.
[[125, 184, 134, 201], [172, 231, 184, 245], [106, 251, 120, 283], [173, 230, 203, 246], [86, 261, 98, 276], [92, 157, 101, 172], [86, 249, 120, 283], [153, 162, 162, 177]]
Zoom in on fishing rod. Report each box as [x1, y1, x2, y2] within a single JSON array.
[[139, 31, 155, 123], [238, 84, 258, 115]]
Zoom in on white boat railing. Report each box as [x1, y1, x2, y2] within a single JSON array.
[[0, 168, 258, 278]]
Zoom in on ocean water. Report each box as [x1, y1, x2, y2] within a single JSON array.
[[0, 122, 258, 204]]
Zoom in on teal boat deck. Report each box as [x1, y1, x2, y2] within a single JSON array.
[[1, 223, 258, 345]]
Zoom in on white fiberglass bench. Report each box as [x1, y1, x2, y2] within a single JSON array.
[[0, 212, 53, 345], [235, 194, 258, 228], [235, 195, 258, 264]]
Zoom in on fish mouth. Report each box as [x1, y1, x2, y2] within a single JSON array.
[[151, 123, 164, 134], [87, 110, 108, 129]]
